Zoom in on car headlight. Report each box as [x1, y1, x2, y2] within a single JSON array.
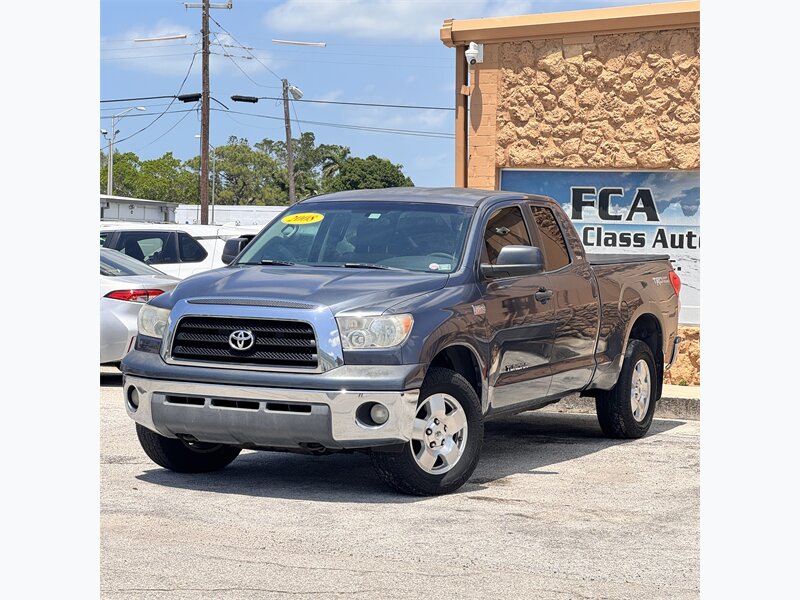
[[336, 314, 413, 350], [137, 304, 171, 339]]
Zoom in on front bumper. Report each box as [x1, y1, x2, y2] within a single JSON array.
[[124, 375, 419, 450]]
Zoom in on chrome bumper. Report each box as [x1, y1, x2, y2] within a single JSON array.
[[123, 375, 419, 450], [665, 336, 683, 370]]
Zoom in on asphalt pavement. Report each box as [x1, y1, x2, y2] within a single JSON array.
[[100, 373, 699, 599]]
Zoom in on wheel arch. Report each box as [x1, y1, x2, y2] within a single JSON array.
[[625, 312, 664, 398], [427, 344, 487, 413]]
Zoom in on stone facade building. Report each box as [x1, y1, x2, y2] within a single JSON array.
[[440, 1, 700, 384]]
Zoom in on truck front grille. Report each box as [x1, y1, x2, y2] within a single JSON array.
[[171, 316, 318, 369]]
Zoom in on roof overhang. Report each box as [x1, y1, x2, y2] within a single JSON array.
[[440, 1, 699, 47]]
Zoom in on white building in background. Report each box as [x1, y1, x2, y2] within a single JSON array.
[[100, 195, 284, 227], [176, 204, 285, 227], [100, 194, 177, 223]]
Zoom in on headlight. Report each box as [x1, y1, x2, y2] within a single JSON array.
[[336, 314, 413, 350], [137, 304, 171, 339]]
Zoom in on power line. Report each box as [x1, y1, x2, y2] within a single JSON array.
[[101, 51, 199, 61], [100, 108, 197, 121], [208, 14, 282, 82], [215, 108, 454, 139], [211, 32, 280, 89], [101, 94, 179, 104], [102, 41, 199, 51], [212, 42, 450, 61], [101, 102, 176, 112], [291, 100, 303, 136], [110, 51, 198, 145], [208, 51, 450, 70], [250, 96, 454, 112], [101, 33, 200, 44], [134, 102, 200, 153]]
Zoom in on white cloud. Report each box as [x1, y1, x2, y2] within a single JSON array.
[[101, 21, 199, 76], [102, 22, 284, 81], [317, 89, 344, 102], [350, 106, 449, 131], [264, 1, 538, 42], [412, 151, 451, 170], [263, 1, 675, 41]]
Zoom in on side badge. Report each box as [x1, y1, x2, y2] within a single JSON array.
[[472, 303, 486, 316]]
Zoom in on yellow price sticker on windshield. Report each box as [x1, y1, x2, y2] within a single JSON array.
[[281, 212, 324, 225]]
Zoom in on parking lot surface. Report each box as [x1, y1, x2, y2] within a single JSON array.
[[101, 373, 699, 599]]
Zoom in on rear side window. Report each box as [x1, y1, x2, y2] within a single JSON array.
[[178, 232, 208, 262], [530, 206, 571, 271], [483, 206, 531, 264], [116, 232, 177, 265]]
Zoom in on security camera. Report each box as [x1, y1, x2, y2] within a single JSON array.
[[465, 42, 483, 66]]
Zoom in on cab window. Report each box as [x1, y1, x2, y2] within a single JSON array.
[[483, 206, 531, 264], [530, 206, 571, 271]]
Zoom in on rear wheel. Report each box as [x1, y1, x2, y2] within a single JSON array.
[[595, 339, 657, 439], [136, 424, 241, 473], [370, 367, 483, 496]]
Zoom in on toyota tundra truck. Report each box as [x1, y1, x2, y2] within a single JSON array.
[[121, 187, 682, 495]]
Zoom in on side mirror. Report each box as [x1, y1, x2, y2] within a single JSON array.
[[221, 237, 251, 265], [481, 245, 544, 278]]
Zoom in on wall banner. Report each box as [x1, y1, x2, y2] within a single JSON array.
[[500, 169, 699, 325]]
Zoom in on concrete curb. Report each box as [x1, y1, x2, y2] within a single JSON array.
[[542, 384, 700, 421]]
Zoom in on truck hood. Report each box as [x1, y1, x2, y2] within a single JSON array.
[[159, 265, 450, 314]]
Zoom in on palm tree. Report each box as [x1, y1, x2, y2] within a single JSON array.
[[321, 146, 351, 180]]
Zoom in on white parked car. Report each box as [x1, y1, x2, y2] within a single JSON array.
[[100, 248, 180, 365], [99, 222, 265, 279]]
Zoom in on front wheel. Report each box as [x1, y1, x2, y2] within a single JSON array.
[[370, 367, 483, 496], [595, 339, 658, 439], [136, 424, 242, 473]]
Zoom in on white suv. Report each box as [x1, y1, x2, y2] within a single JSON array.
[[100, 222, 264, 279]]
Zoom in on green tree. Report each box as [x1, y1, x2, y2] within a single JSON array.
[[99, 135, 414, 205], [99, 151, 142, 197], [136, 153, 198, 203], [320, 145, 351, 180], [324, 155, 414, 193], [256, 132, 328, 201]]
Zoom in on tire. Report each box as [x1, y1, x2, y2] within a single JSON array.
[[136, 424, 242, 473], [370, 367, 483, 496], [595, 339, 658, 439]]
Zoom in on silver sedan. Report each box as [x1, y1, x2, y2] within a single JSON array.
[[100, 248, 179, 365]]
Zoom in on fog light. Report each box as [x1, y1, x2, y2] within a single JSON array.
[[370, 403, 389, 425], [127, 386, 140, 412]]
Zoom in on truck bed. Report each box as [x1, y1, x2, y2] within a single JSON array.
[[586, 253, 671, 265]]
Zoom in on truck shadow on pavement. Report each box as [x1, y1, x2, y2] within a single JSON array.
[[135, 411, 684, 504]]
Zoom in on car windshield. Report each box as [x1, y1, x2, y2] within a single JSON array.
[[100, 248, 166, 277], [236, 201, 475, 273]]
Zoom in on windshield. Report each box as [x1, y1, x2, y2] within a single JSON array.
[[236, 201, 475, 273], [100, 248, 166, 277]]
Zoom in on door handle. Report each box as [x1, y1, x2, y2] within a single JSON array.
[[534, 287, 553, 304]]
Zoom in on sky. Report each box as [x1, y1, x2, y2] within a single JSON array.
[[100, 0, 673, 188]]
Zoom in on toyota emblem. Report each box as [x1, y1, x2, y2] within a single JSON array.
[[229, 329, 255, 351]]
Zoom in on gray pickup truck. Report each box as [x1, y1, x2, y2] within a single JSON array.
[[121, 187, 682, 495]]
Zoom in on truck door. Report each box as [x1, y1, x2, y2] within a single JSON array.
[[479, 204, 555, 411], [527, 204, 599, 396]]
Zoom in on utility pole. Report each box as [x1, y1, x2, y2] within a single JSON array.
[[103, 106, 145, 195], [282, 79, 296, 204], [107, 129, 115, 196], [184, 0, 232, 223], [231, 82, 303, 205]]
